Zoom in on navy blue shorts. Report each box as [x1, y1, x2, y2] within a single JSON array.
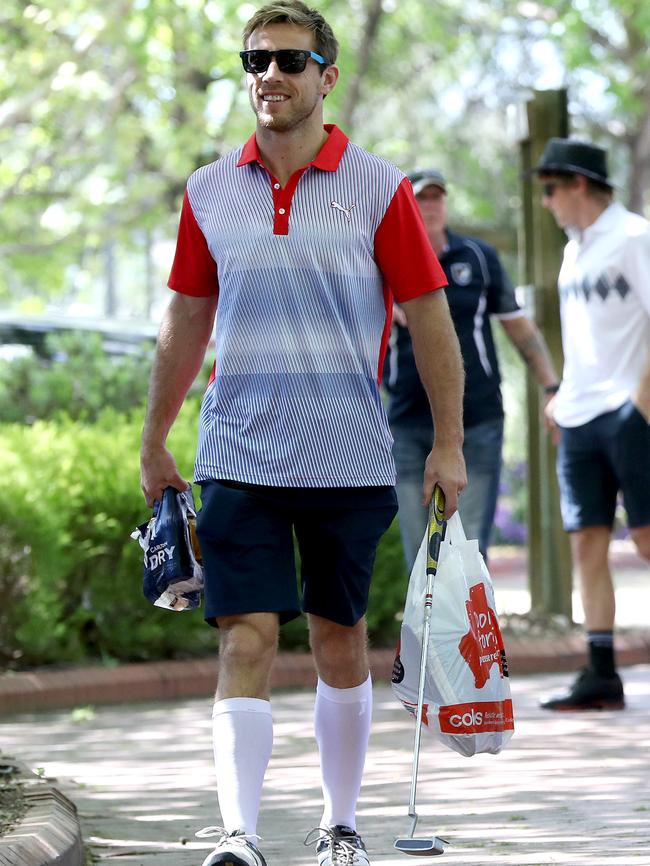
[[557, 400, 650, 532], [196, 480, 398, 627]]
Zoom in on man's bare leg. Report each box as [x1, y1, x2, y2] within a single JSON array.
[[210, 613, 278, 841], [541, 526, 624, 710], [308, 615, 372, 862]]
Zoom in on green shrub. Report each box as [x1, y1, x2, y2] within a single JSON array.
[[0, 332, 154, 423], [0, 402, 213, 665], [0, 330, 214, 424], [0, 406, 408, 667]]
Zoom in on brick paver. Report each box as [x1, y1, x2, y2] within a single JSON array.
[[1, 667, 649, 865]]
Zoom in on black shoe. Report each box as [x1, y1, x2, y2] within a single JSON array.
[[540, 667, 625, 711]]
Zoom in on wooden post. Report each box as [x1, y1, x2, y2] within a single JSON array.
[[518, 90, 573, 618]]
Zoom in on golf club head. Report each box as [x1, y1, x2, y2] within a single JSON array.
[[394, 836, 447, 856]]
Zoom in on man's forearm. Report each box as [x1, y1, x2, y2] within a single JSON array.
[[401, 290, 464, 444], [400, 289, 466, 512], [500, 315, 559, 389], [142, 292, 217, 447]]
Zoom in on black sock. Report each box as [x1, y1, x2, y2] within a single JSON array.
[[587, 631, 616, 677]]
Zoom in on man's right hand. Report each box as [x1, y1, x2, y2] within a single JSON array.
[[140, 443, 189, 508], [543, 394, 561, 446]]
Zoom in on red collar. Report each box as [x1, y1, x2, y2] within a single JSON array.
[[236, 124, 348, 172]]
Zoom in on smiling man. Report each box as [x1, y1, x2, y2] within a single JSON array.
[[139, 3, 466, 866]]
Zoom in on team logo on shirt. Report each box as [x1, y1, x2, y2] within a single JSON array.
[[331, 200, 356, 222], [450, 262, 472, 286]]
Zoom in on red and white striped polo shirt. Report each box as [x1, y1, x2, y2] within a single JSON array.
[[168, 124, 446, 487]]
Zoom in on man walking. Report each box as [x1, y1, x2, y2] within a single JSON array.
[[386, 169, 558, 568], [534, 138, 650, 711], [140, 3, 466, 864]]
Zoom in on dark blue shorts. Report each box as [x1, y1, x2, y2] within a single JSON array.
[[196, 480, 398, 628], [557, 400, 650, 531]]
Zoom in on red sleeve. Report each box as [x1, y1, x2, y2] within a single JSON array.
[[167, 189, 219, 297], [374, 177, 447, 302]]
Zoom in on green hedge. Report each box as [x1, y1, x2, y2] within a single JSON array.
[[0, 406, 408, 667], [0, 332, 153, 423]]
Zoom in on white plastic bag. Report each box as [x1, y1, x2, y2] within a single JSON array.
[[392, 511, 514, 757]]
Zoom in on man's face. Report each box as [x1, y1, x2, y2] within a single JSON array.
[[540, 174, 581, 229], [245, 23, 338, 133], [415, 184, 447, 237]]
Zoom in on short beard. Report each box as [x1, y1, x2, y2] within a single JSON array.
[[256, 112, 299, 132], [250, 94, 320, 133]]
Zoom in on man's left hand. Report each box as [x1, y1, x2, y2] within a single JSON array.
[[422, 442, 467, 518]]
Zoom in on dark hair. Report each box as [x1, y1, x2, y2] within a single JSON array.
[[242, 1, 339, 65], [585, 177, 614, 199], [540, 171, 613, 202]]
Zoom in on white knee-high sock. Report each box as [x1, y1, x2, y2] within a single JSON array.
[[315, 674, 373, 830], [212, 697, 273, 835]]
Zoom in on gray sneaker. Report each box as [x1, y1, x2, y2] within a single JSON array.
[[196, 827, 267, 866], [305, 825, 371, 866]]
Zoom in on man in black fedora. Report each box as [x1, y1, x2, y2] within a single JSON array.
[[533, 137, 650, 711]]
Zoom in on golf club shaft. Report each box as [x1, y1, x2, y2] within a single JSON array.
[[407, 568, 435, 828], [407, 486, 446, 831]]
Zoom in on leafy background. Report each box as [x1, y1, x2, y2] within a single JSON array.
[[0, 0, 647, 667], [2, 0, 649, 313]]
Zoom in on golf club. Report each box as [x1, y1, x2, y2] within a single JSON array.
[[394, 484, 449, 857]]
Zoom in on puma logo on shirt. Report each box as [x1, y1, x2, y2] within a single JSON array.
[[331, 200, 356, 221]]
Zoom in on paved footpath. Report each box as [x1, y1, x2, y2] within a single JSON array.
[[1, 667, 649, 866]]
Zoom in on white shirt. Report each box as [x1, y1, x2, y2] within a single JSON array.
[[554, 202, 650, 427]]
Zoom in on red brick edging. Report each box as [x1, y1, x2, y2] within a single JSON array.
[[1, 633, 649, 716]]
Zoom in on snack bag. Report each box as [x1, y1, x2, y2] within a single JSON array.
[[131, 486, 204, 611]]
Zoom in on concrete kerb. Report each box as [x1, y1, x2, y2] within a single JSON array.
[[0, 758, 83, 866]]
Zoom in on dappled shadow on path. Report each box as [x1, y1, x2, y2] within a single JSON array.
[[0, 670, 649, 863]]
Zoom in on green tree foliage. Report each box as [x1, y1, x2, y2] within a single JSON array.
[[2, 0, 649, 309], [0, 0, 246, 303], [510, 0, 650, 211]]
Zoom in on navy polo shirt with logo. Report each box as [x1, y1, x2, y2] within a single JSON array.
[[385, 229, 522, 429], [167, 125, 447, 487]]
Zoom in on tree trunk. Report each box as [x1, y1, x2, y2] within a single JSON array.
[[339, 0, 384, 134], [626, 96, 650, 215]]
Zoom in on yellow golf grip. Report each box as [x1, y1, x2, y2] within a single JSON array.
[[426, 485, 447, 576]]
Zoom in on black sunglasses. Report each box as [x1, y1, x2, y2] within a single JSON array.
[[240, 49, 328, 75]]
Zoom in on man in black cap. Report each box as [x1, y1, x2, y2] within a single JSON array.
[[534, 137, 650, 711], [385, 169, 559, 568]]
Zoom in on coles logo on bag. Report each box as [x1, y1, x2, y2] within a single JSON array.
[[439, 699, 514, 734], [459, 582, 507, 687]]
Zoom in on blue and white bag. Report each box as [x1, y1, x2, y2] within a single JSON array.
[[132, 486, 204, 611]]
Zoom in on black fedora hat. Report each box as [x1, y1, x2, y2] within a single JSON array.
[[531, 137, 612, 187]]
